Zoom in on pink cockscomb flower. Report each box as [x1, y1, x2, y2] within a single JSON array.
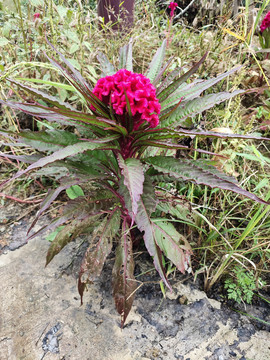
[[260, 11, 270, 33], [168, 2, 178, 18], [91, 69, 161, 130], [33, 13, 41, 20]]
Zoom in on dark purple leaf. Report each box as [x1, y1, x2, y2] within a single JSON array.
[[175, 128, 270, 141], [112, 219, 137, 327], [117, 155, 144, 221], [46, 214, 96, 266], [28, 176, 88, 235], [0, 137, 120, 189], [78, 209, 121, 302], [144, 156, 270, 205], [135, 178, 171, 290], [8, 79, 76, 111]]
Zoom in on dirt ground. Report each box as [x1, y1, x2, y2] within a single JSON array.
[[0, 203, 270, 360]]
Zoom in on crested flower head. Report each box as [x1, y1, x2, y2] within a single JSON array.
[[91, 69, 161, 130], [168, 2, 178, 18], [260, 11, 270, 33]]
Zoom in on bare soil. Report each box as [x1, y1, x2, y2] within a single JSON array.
[[0, 202, 270, 360]]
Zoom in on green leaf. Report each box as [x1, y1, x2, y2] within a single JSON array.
[[145, 39, 166, 83], [0, 100, 111, 132], [156, 197, 197, 224], [152, 220, 192, 273], [161, 90, 244, 128], [117, 155, 144, 220], [46, 214, 96, 266], [0, 37, 9, 47], [0, 137, 120, 188], [144, 156, 270, 205], [97, 52, 115, 76], [30, 0, 43, 5], [158, 52, 208, 100], [66, 185, 85, 199], [173, 128, 270, 142], [15, 77, 75, 91], [112, 219, 137, 327], [78, 209, 121, 302], [29, 193, 115, 241], [46, 226, 65, 242], [17, 129, 79, 152], [160, 66, 242, 110], [29, 177, 88, 234], [57, 5, 68, 19], [119, 39, 133, 71]]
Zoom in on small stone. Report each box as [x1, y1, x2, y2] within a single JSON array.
[[179, 295, 188, 305], [19, 331, 24, 336]]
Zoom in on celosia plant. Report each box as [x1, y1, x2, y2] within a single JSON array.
[[0, 39, 269, 326]]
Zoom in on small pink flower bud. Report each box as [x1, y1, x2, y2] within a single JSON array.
[[168, 2, 178, 18], [33, 13, 41, 20]]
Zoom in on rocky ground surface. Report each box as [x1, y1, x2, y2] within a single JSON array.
[[0, 203, 270, 360]]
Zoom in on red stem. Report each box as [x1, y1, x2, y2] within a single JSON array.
[[0, 193, 43, 204]]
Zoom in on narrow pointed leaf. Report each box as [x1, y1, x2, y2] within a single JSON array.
[[0, 138, 119, 188], [0, 100, 109, 132], [158, 52, 208, 100], [16, 129, 79, 152], [161, 90, 244, 128], [112, 220, 137, 327], [160, 66, 242, 110], [135, 178, 171, 290], [97, 52, 116, 76], [137, 139, 222, 156], [78, 209, 121, 301], [28, 193, 115, 240], [9, 79, 76, 111], [174, 128, 270, 141], [118, 155, 144, 220], [46, 214, 97, 266], [144, 156, 270, 205], [44, 50, 109, 116], [145, 39, 166, 83], [46, 38, 93, 93], [119, 39, 133, 71], [28, 177, 88, 234], [152, 56, 174, 87]]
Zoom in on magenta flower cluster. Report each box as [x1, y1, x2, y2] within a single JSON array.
[[91, 69, 161, 130], [260, 11, 270, 33], [168, 2, 178, 18]]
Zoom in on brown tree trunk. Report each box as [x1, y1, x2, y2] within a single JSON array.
[[97, 0, 134, 31]]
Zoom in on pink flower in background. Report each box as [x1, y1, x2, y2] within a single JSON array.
[[91, 69, 161, 130], [168, 2, 178, 18], [33, 13, 41, 20], [260, 11, 270, 33]]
